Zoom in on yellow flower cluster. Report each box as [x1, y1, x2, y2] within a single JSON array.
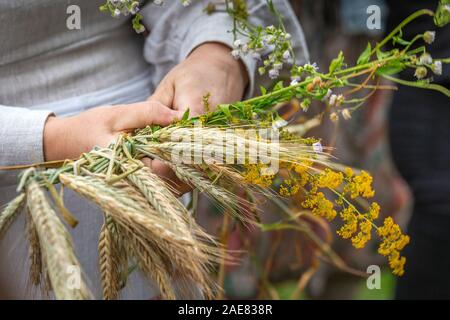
[[243, 163, 274, 187], [302, 192, 337, 221], [314, 168, 344, 190], [242, 160, 409, 276], [337, 203, 379, 249], [377, 217, 410, 276], [279, 179, 300, 197], [351, 220, 373, 249], [337, 206, 358, 239], [292, 160, 313, 187], [344, 170, 375, 199]]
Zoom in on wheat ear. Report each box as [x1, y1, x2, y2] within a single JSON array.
[[26, 181, 92, 300], [118, 224, 176, 300], [0, 193, 25, 238], [124, 164, 217, 245], [98, 213, 124, 300], [26, 210, 42, 287], [167, 163, 244, 216], [59, 174, 213, 295]]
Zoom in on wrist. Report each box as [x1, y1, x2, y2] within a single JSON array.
[[43, 116, 70, 161]]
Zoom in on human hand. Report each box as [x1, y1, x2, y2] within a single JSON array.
[[43, 101, 179, 161], [149, 42, 249, 116], [140, 42, 249, 193]]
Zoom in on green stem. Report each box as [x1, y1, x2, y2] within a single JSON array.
[[382, 74, 450, 98], [370, 9, 434, 56]]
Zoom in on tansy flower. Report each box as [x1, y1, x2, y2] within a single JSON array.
[[243, 164, 274, 187], [279, 179, 299, 197], [377, 217, 410, 275], [337, 206, 358, 239], [351, 220, 372, 249], [344, 170, 375, 199], [293, 160, 313, 174], [367, 202, 380, 220], [315, 168, 344, 190], [344, 167, 354, 177], [302, 192, 337, 221]]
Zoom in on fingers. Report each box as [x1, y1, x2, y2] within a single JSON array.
[[149, 76, 175, 108], [141, 158, 191, 195], [175, 92, 206, 117], [113, 100, 181, 131]]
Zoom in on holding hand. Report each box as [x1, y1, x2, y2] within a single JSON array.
[[150, 42, 249, 116], [43, 101, 180, 161]]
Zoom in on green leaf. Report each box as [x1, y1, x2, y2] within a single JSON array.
[[219, 104, 232, 119], [260, 85, 267, 95], [376, 49, 390, 61], [376, 61, 406, 76], [392, 36, 411, 46], [273, 81, 284, 91], [181, 108, 190, 122], [357, 43, 372, 65], [329, 51, 344, 74]]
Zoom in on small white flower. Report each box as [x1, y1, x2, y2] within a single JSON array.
[[231, 50, 240, 60], [312, 142, 323, 153], [268, 69, 280, 79], [113, 8, 121, 17], [282, 50, 291, 61], [181, 0, 192, 6], [419, 53, 433, 65], [266, 25, 276, 32], [130, 2, 140, 14], [241, 43, 249, 54], [328, 94, 338, 107], [233, 39, 242, 48], [322, 89, 333, 101], [304, 62, 319, 73], [284, 33, 292, 40], [432, 61, 442, 75], [414, 66, 428, 79], [342, 109, 352, 120], [273, 62, 283, 71], [328, 94, 344, 107], [423, 31, 436, 44], [153, 0, 163, 5], [330, 112, 339, 123], [290, 79, 299, 86], [263, 35, 275, 45]]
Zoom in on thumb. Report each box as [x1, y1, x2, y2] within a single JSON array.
[[113, 101, 181, 131]]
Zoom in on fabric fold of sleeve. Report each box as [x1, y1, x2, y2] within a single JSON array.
[[0, 106, 53, 168]]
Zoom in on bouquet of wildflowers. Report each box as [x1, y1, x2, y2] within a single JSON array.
[[0, 0, 449, 300]]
